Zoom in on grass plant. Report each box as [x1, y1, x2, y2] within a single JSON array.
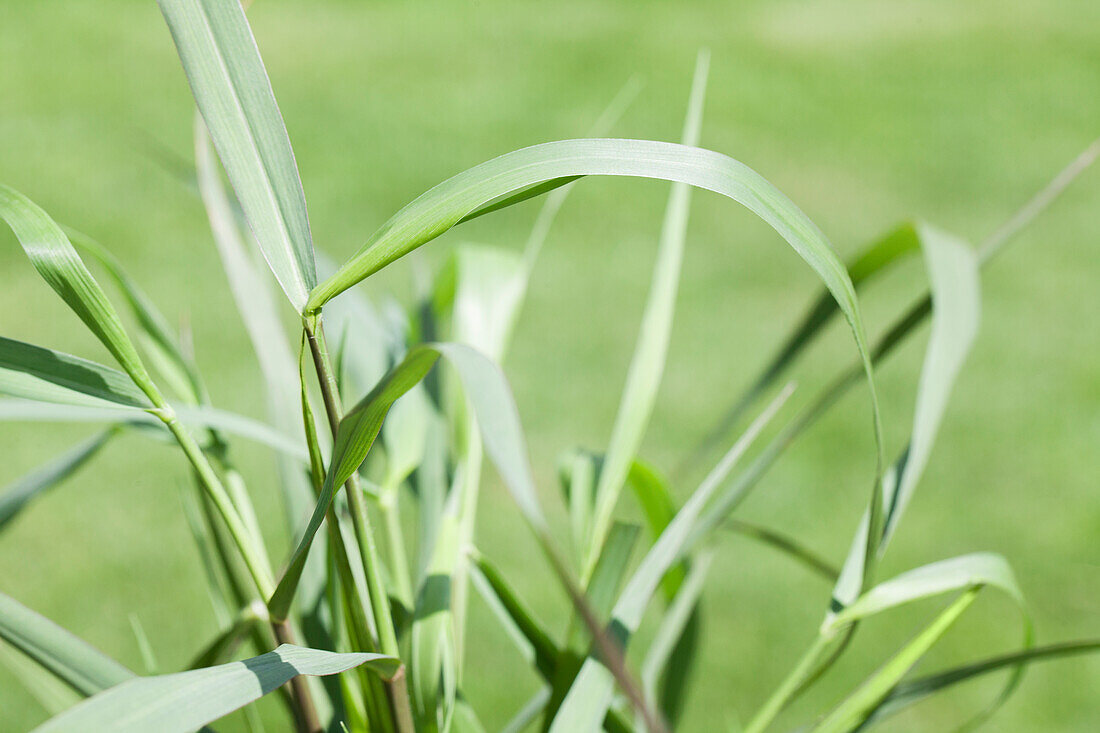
[[0, 2, 1097, 731]]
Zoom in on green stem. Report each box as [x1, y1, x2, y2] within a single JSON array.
[[160, 410, 275, 598], [743, 632, 833, 733], [305, 315, 414, 733], [301, 361, 394, 732]]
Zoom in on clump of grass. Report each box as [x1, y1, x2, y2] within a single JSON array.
[[1, 2, 1098, 732]]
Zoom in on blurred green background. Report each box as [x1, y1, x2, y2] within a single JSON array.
[[2, 0, 1098, 730]]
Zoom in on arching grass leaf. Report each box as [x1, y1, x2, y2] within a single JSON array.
[[831, 225, 980, 614]]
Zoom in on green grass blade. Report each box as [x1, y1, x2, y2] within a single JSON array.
[[545, 522, 641, 728], [0, 185, 157, 400], [831, 225, 981, 613], [195, 120, 316, 538], [624, 460, 688, 598], [564, 451, 597, 569], [0, 592, 134, 697], [869, 639, 1100, 728], [156, 0, 316, 310], [549, 384, 794, 733], [127, 614, 159, 675], [33, 644, 397, 733], [309, 140, 874, 384], [0, 428, 115, 529], [586, 50, 710, 581], [0, 337, 149, 409], [268, 345, 442, 620], [820, 551, 1034, 726], [813, 589, 981, 733]]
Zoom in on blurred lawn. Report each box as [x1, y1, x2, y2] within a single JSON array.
[[2, 0, 1099, 730]]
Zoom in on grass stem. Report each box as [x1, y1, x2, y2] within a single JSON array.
[[305, 314, 415, 733]]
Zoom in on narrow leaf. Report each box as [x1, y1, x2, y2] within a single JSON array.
[[34, 644, 397, 733], [587, 50, 710, 579], [195, 121, 315, 535], [0, 337, 149, 408], [156, 0, 317, 310], [0, 185, 155, 398], [831, 225, 981, 612], [640, 551, 713, 719], [870, 639, 1100, 727]]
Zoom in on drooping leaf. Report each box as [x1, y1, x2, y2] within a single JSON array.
[[830, 225, 981, 613], [33, 644, 397, 733], [307, 142, 880, 431], [824, 553, 1026, 633], [0, 428, 115, 529], [156, 0, 316, 310]]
